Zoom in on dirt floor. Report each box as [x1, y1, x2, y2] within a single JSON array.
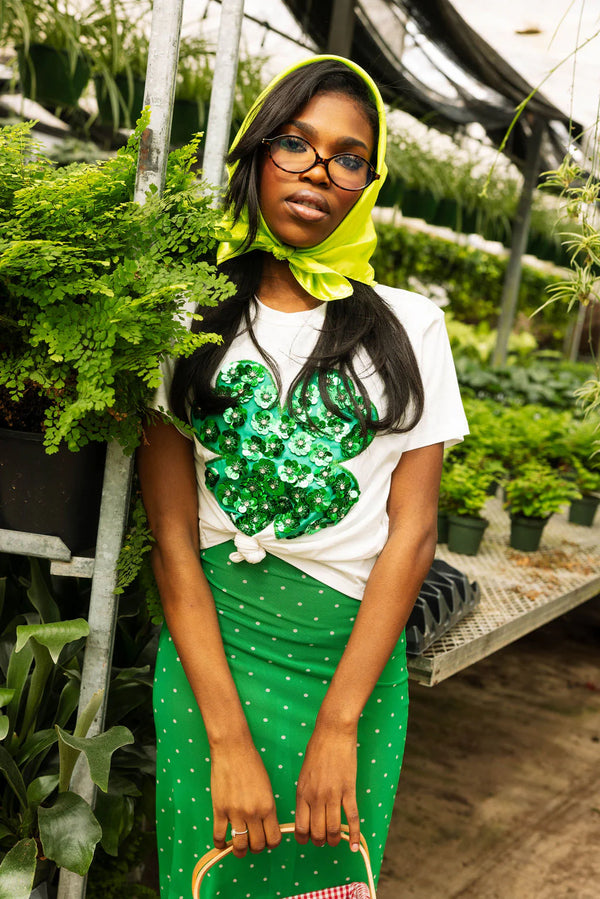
[[377, 594, 600, 899]]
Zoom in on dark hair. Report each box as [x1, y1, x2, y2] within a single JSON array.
[[171, 60, 424, 436]]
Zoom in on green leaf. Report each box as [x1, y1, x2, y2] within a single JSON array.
[[25, 558, 60, 623], [0, 837, 37, 899], [5, 640, 33, 738], [15, 619, 89, 664], [0, 715, 8, 741], [94, 791, 130, 856], [56, 725, 134, 793], [26, 774, 59, 807], [0, 688, 14, 707], [38, 791, 102, 876], [14, 728, 57, 767], [0, 744, 27, 809]]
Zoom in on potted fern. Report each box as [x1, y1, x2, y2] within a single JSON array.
[[440, 455, 500, 555], [504, 461, 581, 551], [0, 117, 232, 552]]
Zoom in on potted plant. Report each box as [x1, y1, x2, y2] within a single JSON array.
[[0, 557, 135, 898], [88, 0, 152, 131], [0, 118, 233, 551], [1, 0, 91, 108], [504, 461, 581, 552], [567, 459, 600, 526], [439, 455, 500, 555]]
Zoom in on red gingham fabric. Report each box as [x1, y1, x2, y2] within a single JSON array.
[[285, 883, 371, 899]]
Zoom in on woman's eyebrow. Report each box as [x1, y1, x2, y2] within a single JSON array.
[[287, 119, 370, 152]]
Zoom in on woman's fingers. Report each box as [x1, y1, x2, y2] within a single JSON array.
[[294, 797, 311, 845], [231, 822, 250, 858], [343, 794, 361, 853], [263, 808, 283, 850], [326, 801, 342, 847], [213, 810, 229, 850]]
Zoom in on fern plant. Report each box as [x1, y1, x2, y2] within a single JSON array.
[[0, 115, 233, 453]]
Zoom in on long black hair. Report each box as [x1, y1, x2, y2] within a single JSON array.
[[171, 60, 424, 436]]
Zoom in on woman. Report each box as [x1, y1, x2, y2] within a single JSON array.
[[138, 55, 468, 898]]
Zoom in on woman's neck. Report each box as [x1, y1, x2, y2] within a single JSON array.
[[257, 255, 323, 312]]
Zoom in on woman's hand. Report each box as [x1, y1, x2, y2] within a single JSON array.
[[295, 721, 361, 852], [211, 738, 282, 858]]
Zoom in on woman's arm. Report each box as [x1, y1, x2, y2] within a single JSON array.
[[137, 419, 281, 857], [294, 442, 444, 852]]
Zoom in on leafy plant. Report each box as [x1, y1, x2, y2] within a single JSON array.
[[439, 452, 501, 518], [0, 557, 134, 895], [569, 459, 600, 496], [372, 224, 567, 348], [504, 461, 580, 520], [0, 116, 233, 453], [539, 153, 600, 455]]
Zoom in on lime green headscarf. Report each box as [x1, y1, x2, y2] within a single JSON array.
[[216, 55, 387, 302]]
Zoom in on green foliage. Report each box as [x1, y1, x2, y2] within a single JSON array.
[[372, 224, 567, 348], [455, 354, 591, 409], [0, 555, 157, 889], [540, 155, 600, 455], [382, 128, 570, 265], [446, 314, 538, 364], [504, 461, 580, 519], [439, 452, 500, 518], [570, 459, 600, 496], [0, 117, 233, 453]]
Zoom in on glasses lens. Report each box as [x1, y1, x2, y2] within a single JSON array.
[[270, 135, 314, 173], [330, 154, 373, 190], [268, 136, 375, 190]]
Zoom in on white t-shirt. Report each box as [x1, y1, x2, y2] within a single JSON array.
[[152, 285, 468, 599]]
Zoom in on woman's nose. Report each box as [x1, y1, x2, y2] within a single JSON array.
[[300, 161, 330, 186]]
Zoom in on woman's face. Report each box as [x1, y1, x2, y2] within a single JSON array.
[[258, 91, 376, 249]]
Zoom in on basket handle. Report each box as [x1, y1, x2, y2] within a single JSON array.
[[191, 823, 377, 898]]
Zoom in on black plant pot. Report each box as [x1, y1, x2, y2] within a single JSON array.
[[95, 73, 146, 129], [18, 43, 90, 108], [0, 428, 106, 555]]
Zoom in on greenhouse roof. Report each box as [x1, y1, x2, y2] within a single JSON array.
[[281, 0, 585, 171]]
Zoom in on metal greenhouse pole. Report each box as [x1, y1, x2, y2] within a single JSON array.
[[58, 1, 245, 895], [491, 116, 545, 367], [57, 2, 184, 897]]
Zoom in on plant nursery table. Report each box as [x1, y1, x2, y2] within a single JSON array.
[[408, 496, 600, 686]]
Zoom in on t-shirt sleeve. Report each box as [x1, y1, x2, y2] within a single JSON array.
[[402, 307, 469, 452], [147, 356, 193, 440]]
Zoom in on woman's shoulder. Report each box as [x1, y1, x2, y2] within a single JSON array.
[[373, 283, 445, 332]]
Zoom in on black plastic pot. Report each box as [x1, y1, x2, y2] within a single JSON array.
[[437, 511, 449, 544], [171, 98, 205, 146], [568, 495, 599, 527], [447, 514, 488, 556], [509, 514, 548, 552], [18, 44, 90, 107], [405, 559, 481, 655], [95, 73, 146, 129], [0, 428, 106, 555]]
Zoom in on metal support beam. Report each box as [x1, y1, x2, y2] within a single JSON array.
[[57, 2, 185, 897], [327, 0, 355, 57], [202, 0, 246, 192], [492, 117, 545, 367]]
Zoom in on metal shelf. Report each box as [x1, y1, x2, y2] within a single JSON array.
[[408, 498, 600, 686], [0, 528, 94, 577]]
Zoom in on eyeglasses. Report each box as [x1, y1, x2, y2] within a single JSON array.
[[261, 134, 380, 191]]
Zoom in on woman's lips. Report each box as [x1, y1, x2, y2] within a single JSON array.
[[284, 190, 329, 223]]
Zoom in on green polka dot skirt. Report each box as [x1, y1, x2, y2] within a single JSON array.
[[153, 541, 409, 898]]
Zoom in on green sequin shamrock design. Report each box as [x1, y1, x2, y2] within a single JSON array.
[[191, 360, 377, 539]]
